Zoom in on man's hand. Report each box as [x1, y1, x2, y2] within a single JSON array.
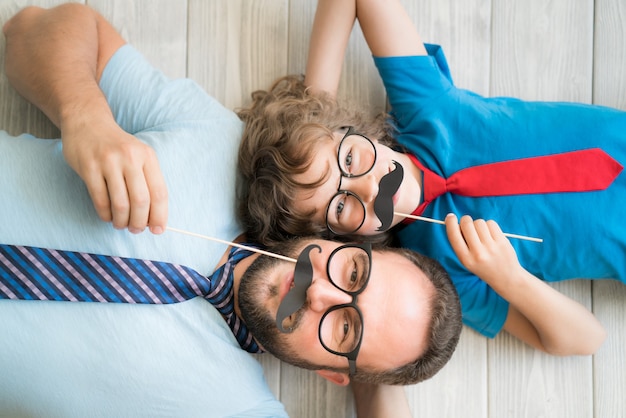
[[3, 4, 168, 234], [445, 213, 522, 284], [63, 119, 168, 234]]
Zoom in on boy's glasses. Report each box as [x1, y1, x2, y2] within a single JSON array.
[[325, 127, 377, 235]]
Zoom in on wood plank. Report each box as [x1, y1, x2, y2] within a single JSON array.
[[488, 282, 593, 418], [280, 363, 355, 418], [88, 0, 187, 79], [593, 0, 626, 108], [592, 281, 626, 418], [403, 0, 492, 94], [188, 0, 289, 109], [491, 0, 594, 102], [406, 330, 487, 418]]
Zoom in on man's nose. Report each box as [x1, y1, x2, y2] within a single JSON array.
[[346, 174, 378, 204], [306, 279, 353, 313]]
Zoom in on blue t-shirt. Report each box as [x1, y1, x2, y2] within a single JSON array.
[[374, 45, 626, 337], [0, 45, 287, 417]]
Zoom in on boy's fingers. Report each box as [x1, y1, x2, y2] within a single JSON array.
[[458, 215, 482, 250], [445, 213, 470, 257]]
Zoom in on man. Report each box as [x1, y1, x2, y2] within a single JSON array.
[[0, 4, 285, 417], [0, 3, 461, 416]]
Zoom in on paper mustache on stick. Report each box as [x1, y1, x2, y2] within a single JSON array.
[[166, 227, 320, 333], [371, 162, 542, 242]]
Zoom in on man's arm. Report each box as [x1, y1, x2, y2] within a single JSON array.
[[305, 0, 426, 98], [3, 4, 168, 235], [352, 382, 412, 418], [445, 214, 606, 356]]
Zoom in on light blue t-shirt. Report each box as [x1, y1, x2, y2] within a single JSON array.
[[0, 45, 287, 417]]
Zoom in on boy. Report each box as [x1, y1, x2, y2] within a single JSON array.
[[237, 0, 624, 356]]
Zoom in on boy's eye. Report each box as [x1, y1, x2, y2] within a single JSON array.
[[344, 151, 353, 170], [342, 317, 350, 340], [335, 199, 345, 218]]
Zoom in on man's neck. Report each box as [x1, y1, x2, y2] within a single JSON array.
[[231, 251, 258, 319], [212, 236, 260, 320]]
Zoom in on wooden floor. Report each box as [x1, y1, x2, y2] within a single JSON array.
[[1, 1, 624, 417]]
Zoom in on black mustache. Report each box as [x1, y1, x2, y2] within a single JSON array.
[[275, 244, 321, 333], [373, 161, 404, 232]]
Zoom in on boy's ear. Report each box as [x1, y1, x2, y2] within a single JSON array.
[[315, 369, 351, 386]]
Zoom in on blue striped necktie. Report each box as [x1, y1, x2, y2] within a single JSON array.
[[0, 243, 260, 353]]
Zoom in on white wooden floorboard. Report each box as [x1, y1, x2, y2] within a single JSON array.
[[593, 281, 626, 418], [592, 0, 626, 416], [88, 0, 187, 80]]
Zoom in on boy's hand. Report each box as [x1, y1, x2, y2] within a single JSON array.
[[62, 119, 168, 235], [444, 214, 522, 284]]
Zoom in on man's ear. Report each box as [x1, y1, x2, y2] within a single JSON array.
[[315, 369, 351, 386]]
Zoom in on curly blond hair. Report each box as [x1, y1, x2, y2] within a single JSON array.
[[237, 75, 395, 246]]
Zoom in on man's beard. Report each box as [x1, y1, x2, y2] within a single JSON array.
[[238, 238, 317, 370]]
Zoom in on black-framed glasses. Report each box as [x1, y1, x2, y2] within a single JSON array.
[[325, 127, 378, 235], [317, 242, 372, 376]]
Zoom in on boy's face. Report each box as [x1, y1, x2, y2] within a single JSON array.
[[293, 129, 422, 235]]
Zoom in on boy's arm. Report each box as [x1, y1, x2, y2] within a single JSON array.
[[304, 0, 356, 97], [352, 382, 412, 418], [305, 0, 426, 97], [3, 4, 168, 235], [445, 214, 606, 356]]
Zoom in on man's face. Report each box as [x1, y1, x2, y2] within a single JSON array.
[[238, 237, 434, 376], [292, 130, 422, 235]]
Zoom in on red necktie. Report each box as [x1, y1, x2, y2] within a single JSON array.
[[408, 148, 623, 217]]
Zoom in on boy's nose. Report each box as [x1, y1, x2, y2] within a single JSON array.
[[307, 278, 353, 313], [347, 174, 378, 204]]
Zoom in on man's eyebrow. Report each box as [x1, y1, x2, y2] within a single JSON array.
[[355, 252, 370, 285]]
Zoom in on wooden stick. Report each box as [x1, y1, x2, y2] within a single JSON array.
[[166, 227, 298, 263], [396, 213, 543, 243]]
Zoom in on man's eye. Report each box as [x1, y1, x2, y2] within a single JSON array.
[[343, 319, 350, 338], [349, 267, 358, 285]]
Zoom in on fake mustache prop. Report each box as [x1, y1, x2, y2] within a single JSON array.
[[275, 244, 321, 333], [373, 161, 404, 232], [166, 227, 321, 334]]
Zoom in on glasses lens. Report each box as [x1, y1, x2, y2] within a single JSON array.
[[326, 192, 366, 234], [327, 246, 370, 293], [319, 306, 363, 355], [338, 134, 376, 177]]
